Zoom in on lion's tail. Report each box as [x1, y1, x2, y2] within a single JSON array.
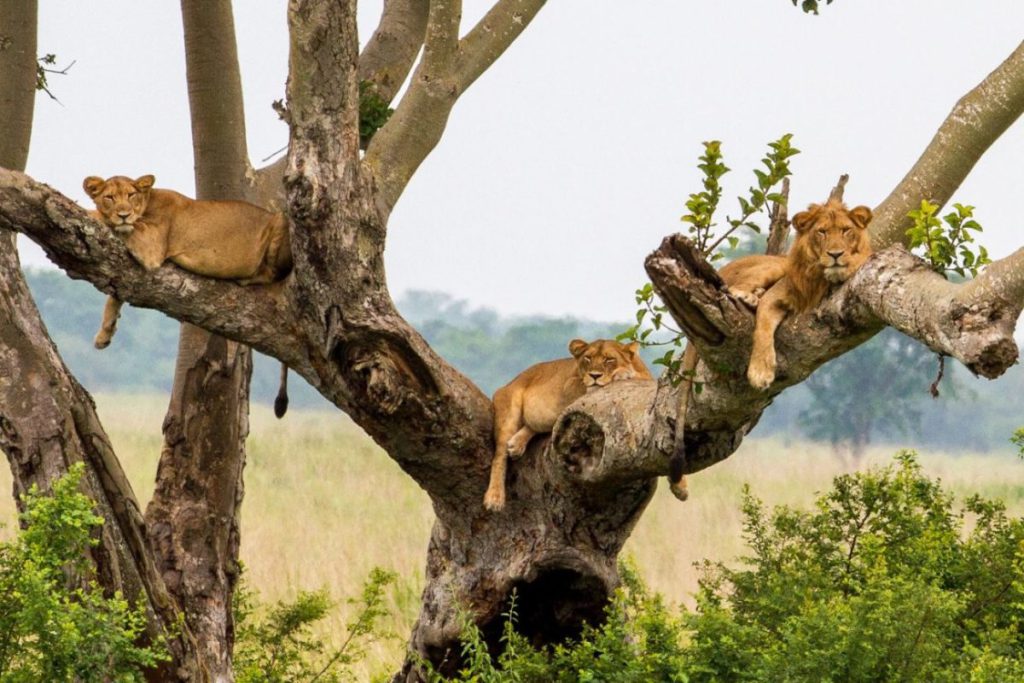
[[668, 344, 698, 502], [274, 362, 289, 419]]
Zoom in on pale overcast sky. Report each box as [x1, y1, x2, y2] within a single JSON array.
[[19, 1, 1024, 323]]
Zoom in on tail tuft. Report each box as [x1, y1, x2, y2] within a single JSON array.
[[274, 392, 288, 418]]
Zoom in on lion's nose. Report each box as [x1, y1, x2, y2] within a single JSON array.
[[588, 372, 602, 380], [117, 211, 131, 219], [827, 250, 844, 260]]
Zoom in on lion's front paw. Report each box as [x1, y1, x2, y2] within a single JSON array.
[[483, 486, 506, 512], [507, 435, 530, 460], [94, 332, 112, 350], [747, 354, 776, 390]]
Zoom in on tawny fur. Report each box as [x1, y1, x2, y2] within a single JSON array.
[[484, 339, 653, 511], [668, 199, 873, 500], [84, 173, 294, 416]]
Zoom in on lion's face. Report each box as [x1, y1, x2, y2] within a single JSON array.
[[791, 199, 873, 284], [568, 339, 641, 388], [83, 175, 155, 234]]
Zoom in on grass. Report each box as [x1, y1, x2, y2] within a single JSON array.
[[0, 394, 1022, 680]]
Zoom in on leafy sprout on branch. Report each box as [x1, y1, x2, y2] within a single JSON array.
[[906, 200, 991, 279], [620, 135, 798, 383]]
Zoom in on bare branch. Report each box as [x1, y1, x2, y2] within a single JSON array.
[[453, 0, 547, 91], [765, 177, 790, 256], [359, 0, 430, 102], [365, 0, 546, 210], [872, 40, 1024, 248], [828, 173, 848, 202]]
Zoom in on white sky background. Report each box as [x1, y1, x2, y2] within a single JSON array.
[[20, 1, 1024, 324]]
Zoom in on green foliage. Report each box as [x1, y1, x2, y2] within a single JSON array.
[[623, 135, 798, 382], [427, 560, 688, 683], [359, 81, 394, 145], [1013, 428, 1024, 459], [906, 200, 991, 278], [233, 567, 396, 683], [36, 53, 73, 101], [0, 463, 167, 681], [792, 0, 835, 14], [682, 451, 1024, 681]]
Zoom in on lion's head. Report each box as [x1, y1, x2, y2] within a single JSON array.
[[568, 338, 645, 388], [787, 199, 873, 311], [83, 175, 155, 234]]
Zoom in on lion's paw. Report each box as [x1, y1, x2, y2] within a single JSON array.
[[729, 287, 761, 309], [94, 333, 112, 350], [747, 360, 775, 390], [483, 487, 506, 512]]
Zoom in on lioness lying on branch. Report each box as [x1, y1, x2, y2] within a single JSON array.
[[83, 174, 294, 416], [485, 339, 654, 511], [668, 197, 872, 499]]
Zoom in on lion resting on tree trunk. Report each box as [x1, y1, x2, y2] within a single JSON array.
[[668, 198, 873, 499], [83, 174, 293, 416]]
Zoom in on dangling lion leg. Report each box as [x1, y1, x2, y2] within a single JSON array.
[[94, 296, 124, 349]]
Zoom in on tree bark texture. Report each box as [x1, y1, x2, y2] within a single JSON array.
[[137, 3, 258, 680], [1, 4, 1023, 682]]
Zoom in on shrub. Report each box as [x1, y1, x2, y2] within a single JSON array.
[[0, 463, 166, 682]]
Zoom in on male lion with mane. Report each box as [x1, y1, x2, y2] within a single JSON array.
[[83, 173, 294, 416], [667, 197, 872, 500], [484, 339, 653, 511]]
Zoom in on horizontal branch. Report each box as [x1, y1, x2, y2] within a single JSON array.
[[0, 170, 309, 374], [550, 236, 1024, 487]]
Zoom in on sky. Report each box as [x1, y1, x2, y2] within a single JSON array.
[[19, 1, 1024, 324]]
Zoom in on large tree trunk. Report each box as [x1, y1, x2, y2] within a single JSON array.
[[0, 3, 198, 679], [1, 6, 1022, 683], [141, 2, 256, 680]]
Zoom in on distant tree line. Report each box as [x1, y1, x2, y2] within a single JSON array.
[[25, 270, 1022, 453]]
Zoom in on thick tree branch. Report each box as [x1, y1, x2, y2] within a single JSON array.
[[0, 170, 305, 370], [549, 236, 1022, 488], [0, 0, 37, 171], [365, 0, 546, 210], [359, 0, 430, 103], [872, 41, 1024, 248]]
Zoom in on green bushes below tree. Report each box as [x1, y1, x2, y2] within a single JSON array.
[[0, 464, 166, 681]]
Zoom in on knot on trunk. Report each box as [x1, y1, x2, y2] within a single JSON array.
[[344, 336, 438, 417]]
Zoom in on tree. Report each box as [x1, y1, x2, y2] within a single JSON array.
[[1, 5, 1023, 683]]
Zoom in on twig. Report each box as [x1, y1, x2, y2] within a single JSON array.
[[929, 353, 946, 398], [765, 177, 791, 256], [828, 173, 849, 202]]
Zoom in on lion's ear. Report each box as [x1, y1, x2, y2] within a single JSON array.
[[135, 175, 155, 191], [849, 205, 873, 230], [791, 205, 820, 234], [624, 341, 640, 357], [568, 339, 589, 358], [83, 176, 105, 198]]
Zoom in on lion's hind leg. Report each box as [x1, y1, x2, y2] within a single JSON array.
[[485, 385, 524, 511]]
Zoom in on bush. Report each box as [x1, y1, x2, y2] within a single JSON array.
[[0, 463, 166, 682], [233, 567, 396, 683], [438, 452, 1024, 682], [683, 451, 1024, 682]]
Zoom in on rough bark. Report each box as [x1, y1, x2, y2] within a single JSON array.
[[0, 4, 195, 679], [138, 3, 256, 680]]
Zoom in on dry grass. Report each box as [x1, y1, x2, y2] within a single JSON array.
[[0, 394, 1021, 679]]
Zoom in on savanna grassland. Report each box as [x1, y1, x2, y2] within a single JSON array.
[[1, 394, 1021, 680]]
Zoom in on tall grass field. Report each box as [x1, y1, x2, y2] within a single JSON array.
[[1, 394, 1021, 680]]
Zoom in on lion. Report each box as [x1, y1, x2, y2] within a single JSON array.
[[484, 338, 653, 511], [667, 198, 872, 500], [83, 173, 294, 416]]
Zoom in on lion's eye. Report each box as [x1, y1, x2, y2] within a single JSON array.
[[128, 192, 137, 199], [843, 228, 852, 236], [581, 357, 591, 366], [604, 358, 615, 367], [103, 196, 113, 203], [817, 229, 827, 237]]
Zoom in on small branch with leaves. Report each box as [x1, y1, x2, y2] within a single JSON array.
[[35, 53, 74, 102]]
